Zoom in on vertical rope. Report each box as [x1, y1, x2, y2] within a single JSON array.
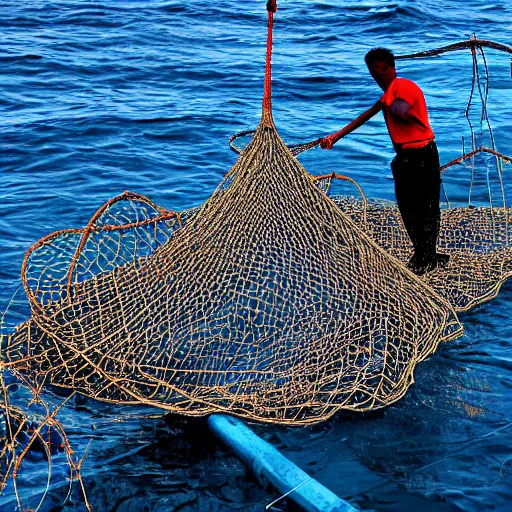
[[262, 1, 277, 125], [478, 46, 507, 234]]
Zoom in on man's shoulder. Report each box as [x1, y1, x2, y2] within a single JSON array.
[[383, 77, 424, 103], [394, 77, 422, 91], [380, 76, 426, 107]]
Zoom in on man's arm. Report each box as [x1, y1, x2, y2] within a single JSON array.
[[389, 98, 429, 130], [320, 101, 382, 149], [389, 98, 409, 119]]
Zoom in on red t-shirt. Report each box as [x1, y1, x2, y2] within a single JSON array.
[[380, 77, 435, 149]]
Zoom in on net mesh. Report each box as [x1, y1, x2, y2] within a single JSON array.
[[330, 194, 512, 312], [4, 117, 463, 424]]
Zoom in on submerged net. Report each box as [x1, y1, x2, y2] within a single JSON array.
[[1, 2, 512, 509]]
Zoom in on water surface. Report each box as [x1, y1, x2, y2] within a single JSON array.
[[1, 1, 511, 510]]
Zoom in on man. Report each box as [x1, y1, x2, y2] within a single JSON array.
[[320, 48, 448, 276]]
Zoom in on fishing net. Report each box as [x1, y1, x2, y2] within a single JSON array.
[[329, 192, 512, 312], [1, 2, 511, 509], [2, 2, 468, 428], [5, 105, 465, 424]]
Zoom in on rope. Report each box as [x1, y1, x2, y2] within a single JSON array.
[[395, 38, 512, 60], [262, 1, 277, 124], [441, 147, 512, 172], [229, 132, 322, 156], [311, 172, 368, 225], [229, 129, 256, 154]]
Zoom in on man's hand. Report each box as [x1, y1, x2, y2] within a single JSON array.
[[320, 136, 335, 150]]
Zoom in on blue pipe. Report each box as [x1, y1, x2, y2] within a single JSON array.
[[208, 414, 358, 512]]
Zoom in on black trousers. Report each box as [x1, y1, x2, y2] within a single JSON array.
[[391, 141, 441, 263]]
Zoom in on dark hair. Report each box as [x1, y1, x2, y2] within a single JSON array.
[[365, 48, 395, 68]]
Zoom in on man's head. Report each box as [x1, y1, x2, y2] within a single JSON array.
[[365, 48, 396, 90]]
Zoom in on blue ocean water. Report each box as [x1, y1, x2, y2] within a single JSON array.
[[1, 1, 511, 511]]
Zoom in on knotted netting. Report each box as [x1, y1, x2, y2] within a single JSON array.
[[5, 106, 465, 424], [2, 1, 467, 428], [329, 193, 512, 312]]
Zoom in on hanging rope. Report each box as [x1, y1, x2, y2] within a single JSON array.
[[262, 0, 277, 124], [441, 147, 512, 172]]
